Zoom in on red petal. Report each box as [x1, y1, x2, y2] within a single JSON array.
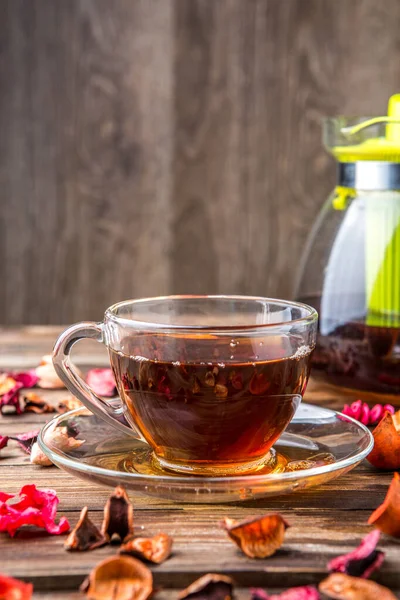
[[9, 431, 39, 454], [0, 484, 70, 537], [0, 573, 33, 599], [252, 587, 320, 600], [0, 436, 9, 450], [86, 369, 116, 397], [10, 371, 39, 388], [0, 384, 23, 414], [328, 530, 384, 578]]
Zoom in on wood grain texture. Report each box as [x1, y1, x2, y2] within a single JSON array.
[[1, 0, 400, 325], [0, 328, 399, 595]]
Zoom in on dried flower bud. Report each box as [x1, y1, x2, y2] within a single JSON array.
[[101, 486, 134, 544], [221, 513, 289, 559]]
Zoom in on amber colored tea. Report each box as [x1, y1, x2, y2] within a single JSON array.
[[110, 333, 313, 474]]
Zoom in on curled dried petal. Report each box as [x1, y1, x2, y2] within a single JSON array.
[[36, 355, 65, 389], [319, 573, 396, 600], [251, 586, 320, 600], [0, 384, 23, 414], [101, 486, 134, 543], [64, 506, 106, 551], [0, 484, 69, 536], [0, 573, 33, 599], [368, 472, 400, 537], [0, 375, 19, 396], [367, 410, 400, 469], [327, 530, 384, 578], [120, 533, 172, 564], [221, 514, 289, 559], [57, 396, 83, 413], [0, 436, 9, 450], [23, 392, 56, 414], [81, 555, 152, 600], [43, 425, 85, 451], [9, 430, 39, 454], [30, 442, 53, 467], [86, 369, 116, 397], [178, 574, 234, 600]]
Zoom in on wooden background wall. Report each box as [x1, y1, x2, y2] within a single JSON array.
[[1, 0, 400, 325]]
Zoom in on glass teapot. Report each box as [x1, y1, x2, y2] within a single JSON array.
[[295, 94, 400, 397]]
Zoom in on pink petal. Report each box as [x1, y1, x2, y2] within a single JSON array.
[[369, 404, 384, 425], [86, 369, 116, 397], [0, 384, 23, 415], [360, 403, 370, 426], [9, 431, 39, 454], [252, 587, 320, 600], [328, 530, 384, 579], [350, 400, 362, 421], [10, 371, 39, 388], [0, 484, 69, 537], [383, 404, 395, 415]]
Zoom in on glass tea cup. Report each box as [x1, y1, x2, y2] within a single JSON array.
[[53, 295, 318, 476]]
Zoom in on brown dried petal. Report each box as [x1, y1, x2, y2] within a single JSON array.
[[120, 533, 172, 564], [81, 555, 152, 600], [368, 471, 400, 537], [178, 574, 234, 600], [101, 485, 134, 543], [214, 384, 228, 399], [205, 372, 215, 387], [221, 514, 289, 559], [23, 392, 56, 414], [0, 375, 19, 396], [36, 355, 66, 389], [367, 410, 400, 470], [64, 506, 106, 551], [43, 425, 85, 451], [319, 573, 396, 600], [57, 396, 83, 413]]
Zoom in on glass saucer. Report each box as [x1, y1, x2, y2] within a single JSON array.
[[38, 403, 373, 504]]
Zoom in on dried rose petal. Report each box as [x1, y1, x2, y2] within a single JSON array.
[[0, 436, 9, 451], [342, 401, 395, 426], [101, 486, 134, 543], [36, 355, 65, 389], [327, 530, 384, 578], [11, 371, 39, 388], [221, 514, 289, 559], [86, 368, 116, 397], [0, 484, 69, 537], [23, 392, 56, 414], [0, 375, 19, 396], [367, 409, 400, 469], [178, 574, 234, 600], [64, 506, 106, 551], [0, 371, 37, 415], [57, 396, 83, 413], [368, 472, 400, 537], [43, 425, 85, 451], [250, 373, 270, 395], [81, 555, 152, 600], [9, 431, 39, 454], [30, 442, 52, 467], [319, 573, 396, 599], [0, 383, 23, 414], [120, 533, 172, 564], [0, 573, 33, 600], [251, 586, 320, 600]]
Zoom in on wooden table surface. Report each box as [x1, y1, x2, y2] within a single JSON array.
[[0, 327, 399, 598]]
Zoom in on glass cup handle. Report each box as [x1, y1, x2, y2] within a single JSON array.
[[52, 322, 138, 438]]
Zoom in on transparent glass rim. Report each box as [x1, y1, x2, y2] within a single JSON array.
[[105, 295, 318, 332]]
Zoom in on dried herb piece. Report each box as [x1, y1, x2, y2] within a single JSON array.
[[36, 355, 65, 389], [81, 555, 152, 600], [23, 392, 56, 414], [0, 573, 33, 599], [120, 532, 172, 563], [0, 484, 69, 536], [178, 574, 234, 600], [64, 506, 106, 551], [221, 514, 289, 558], [319, 573, 396, 600], [57, 396, 83, 413], [368, 471, 400, 537], [327, 529, 384, 578], [101, 486, 134, 543], [367, 409, 400, 469], [86, 369, 116, 397], [251, 586, 320, 599], [0, 435, 9, 450], [9, 430, 39, 454], [30, 442, 52, 466]]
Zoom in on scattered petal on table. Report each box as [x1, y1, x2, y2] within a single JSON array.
[[342, 400, 395, 426], [221, 513, 289, 558], [23, 392, 56, 414], [319, 573, 396, 599], [252, 586, 320, 600], [30, 442, 53, 467], [9, 430, 39, 454], [101, 485, 134, 544], [57, 396, 83, 413], [0, 436, 9, 451], [80, 555, 152, 600], [0, 573, 33, 599], [64, 506, 106, 551], [367, 409, 400, 470], [86, 368, 116, 397], [368, 472, 400, 537], [0, 484, 69, 537], [120, 533, 173, 563], [36, 355, 65, 389], [327, 529, 384, 578], [178, 574, 234, 600]]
